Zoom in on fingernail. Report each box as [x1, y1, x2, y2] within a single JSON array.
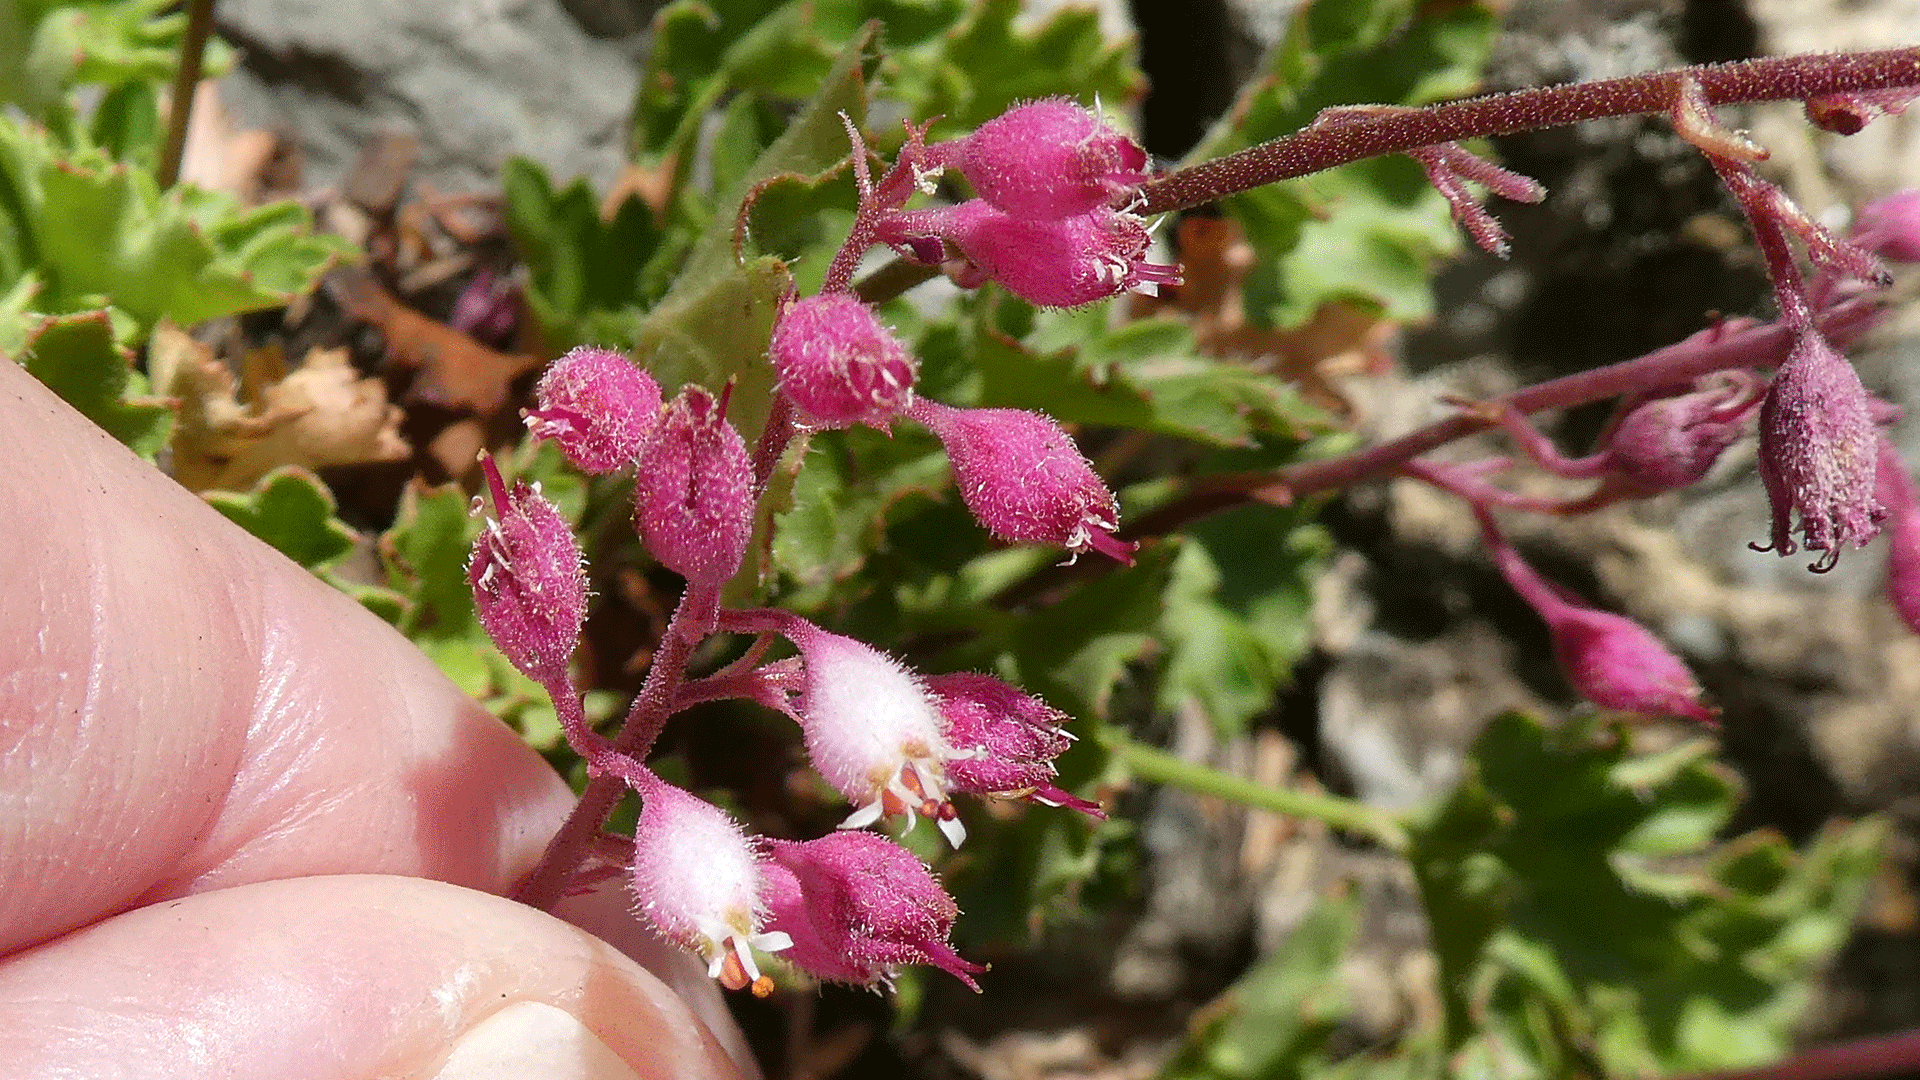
[[432, 1001, 641, 1080]]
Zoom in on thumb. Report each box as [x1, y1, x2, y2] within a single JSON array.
[[0, 875, 751, 1080]]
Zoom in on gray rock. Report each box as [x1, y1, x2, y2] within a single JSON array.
[[215, 0, 643, 196]]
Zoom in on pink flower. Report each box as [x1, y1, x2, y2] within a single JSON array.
[[1598, 374, 1765, 493], [633, 385, 754, 593], [933, 200, 1179, 308], [782, 620, 967, 846], [908, 398, 1135, 563], [939, 97, 1149, 219], [627, 776, 792, 995], [925, 673, 1103, 818], [768, 294, 917, 430], [1754, 331, 1885, 571], [1473, 504, 1715, 723], [526, 346, 663, 474], [467, 455, 587, 683], [1877, 438, 1920, 634], [1850, 189, 1920, 262], [760, 831, 984, 990]]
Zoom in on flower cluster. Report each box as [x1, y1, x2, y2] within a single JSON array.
[[462, 103, 1149, 989], [464, 82, 1920, 1005]]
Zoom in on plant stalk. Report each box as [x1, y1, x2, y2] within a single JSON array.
[[1100, 729, 1409, 852], [157, 0, 218, 189]]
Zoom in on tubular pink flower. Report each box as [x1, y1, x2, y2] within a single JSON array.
[[760, 831, 984, 991], [781, 620, 967, 846], [926, 673, 1104, 818], [939, 97, 1149, 219], [1754, 331, 1886, 571], [628, 776, 791, 995], [633, 384, 754, 592], [768, 294, 917, 430], [890, 199, 1180, 308], [1473, 505, 1716, 724], [1877, 438, 1920, 635], [467, 455, 587, 683], [1850, 189, 1920, 262], [526, 346, 663, 473], [908, 398, 1135, 563]]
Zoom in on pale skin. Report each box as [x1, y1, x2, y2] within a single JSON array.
[[0, 359, 752, 1080]]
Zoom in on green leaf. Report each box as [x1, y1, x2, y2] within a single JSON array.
[[1159, 894, 1359, 1080], [1193, 0, 1501, 328], [8, 308, 171, 456], [501, 157, 663, 352], [1157, 505, 1331, 738], [5, 0, 232, 119], [635, 24, 876, 448], [203, 465, 356, 570], [0, 114, 353, 337], [887, 0, 1141, 141], [988, 303, 1336, 447], [1407, 713, 1884, 1077]]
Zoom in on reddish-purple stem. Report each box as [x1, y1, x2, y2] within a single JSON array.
[[1677, 1028, 1920, 1080], [513, 583, 716, 910], [1140, 48, 1920, 215], [1126, 297, 1883, 536]]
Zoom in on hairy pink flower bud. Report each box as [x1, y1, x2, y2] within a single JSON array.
[[1474, 505, 1715, 723], [1850, 189, 1920, 262], [467, 456, 587, 683], [526, 346, 664, 474], [1600, 374, 1765, 492], [760, 831, 984, 991], [768, 294, 917, 430], [908, 398, 1135, 563], [1755, 332, 1886, 571], [628, 775, 791, 995], [943, 97, 1149, 219], [1877, 439, 1920, 634], [926, 673, 1104, 818], [780, 620, 967, 846], [914, 200, 1180, 308], [633, 385, 754, 592]]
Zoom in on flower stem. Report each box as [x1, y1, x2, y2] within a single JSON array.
[[1127, 295, 1884, 538], [156, 0, 218, 189], [1140, 47, 1920, 215], [1099, 729, 1409, 852], [512, 584, 715, 910]]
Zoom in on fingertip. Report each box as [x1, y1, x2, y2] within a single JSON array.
[[0, 876, 751, 1080]]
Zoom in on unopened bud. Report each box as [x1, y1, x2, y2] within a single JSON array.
[[927, 672, 1103, 818], [467, 456, 588, 683], [1474, 505, 1715, 723], [930, 200, 1180, 308], [633, 385, 754, 592], [1850, 189, 1920, 263], [909, 398, 1134, 563], [945, 97, 1148, 219], [1877, 438, 1920, 635], [527, 346, 663, 474], [768, 294, 917, 430], [760, 831, 984, 991]]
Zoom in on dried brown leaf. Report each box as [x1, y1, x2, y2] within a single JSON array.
[[152, 322, 409, 492], [329, 268, 540, 416]]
